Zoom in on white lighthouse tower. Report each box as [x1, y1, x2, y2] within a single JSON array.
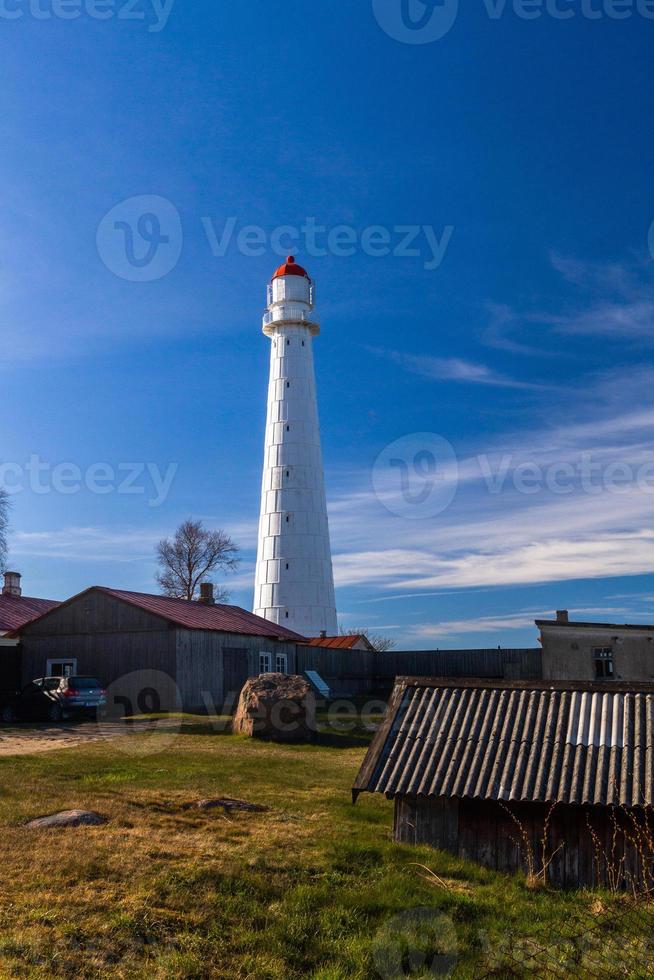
[[253, 256, 338, 638]]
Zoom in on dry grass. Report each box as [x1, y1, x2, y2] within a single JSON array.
[[0, 717, 644, 978]]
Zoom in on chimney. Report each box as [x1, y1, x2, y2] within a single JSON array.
[[2, 572, 21, 597], [320, 630, 327, 639], [198, 582, 215, 606], [556, 609, 569, 624]]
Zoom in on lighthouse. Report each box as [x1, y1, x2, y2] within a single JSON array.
[[253, 256, 338, 638]]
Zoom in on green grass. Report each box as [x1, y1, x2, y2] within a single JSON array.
[[0, 714, 643, 978]]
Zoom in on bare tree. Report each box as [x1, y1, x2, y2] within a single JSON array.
[[0, 488, 9, 572], [339, 624, 396, 653], [156, 519, 239, 602]]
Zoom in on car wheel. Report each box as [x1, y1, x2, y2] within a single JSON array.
[[1, 705, 15, 724], [48, 704, 63, 723]]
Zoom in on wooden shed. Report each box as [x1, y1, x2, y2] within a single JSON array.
[[15, 586, 305, 712], [353, 678, 654, 889]]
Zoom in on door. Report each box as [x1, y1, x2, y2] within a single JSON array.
[[223, 648, 250, 711]]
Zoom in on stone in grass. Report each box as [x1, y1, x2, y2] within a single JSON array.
[[232, 672, 316, 742], [25, 809, 107, 829], [194, 798, 268, 813]]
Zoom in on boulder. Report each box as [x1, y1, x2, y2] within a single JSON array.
[[25, 809, 107, 829], [232, 673, 316, 742]]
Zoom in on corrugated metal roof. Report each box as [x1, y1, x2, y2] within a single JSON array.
[[99, 589, 308, 640], [353, 679, 654, 808], [0, 595, 60, 633], [12, 587, 306, 642], [306, 635, 373, 650]]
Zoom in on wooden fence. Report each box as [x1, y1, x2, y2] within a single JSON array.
[[296, 647, 542, 696]]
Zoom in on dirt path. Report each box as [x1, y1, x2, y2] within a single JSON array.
[[0, 720, 159, 756]]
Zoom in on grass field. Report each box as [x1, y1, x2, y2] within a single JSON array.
[[0, 713, 647, 978]]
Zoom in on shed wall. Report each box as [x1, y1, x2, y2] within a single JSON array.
[[394, 795, 652, 888]]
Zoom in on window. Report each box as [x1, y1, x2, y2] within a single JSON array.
[[259, 652, 272, 674], [275, 653, 288, 674], [47, 659, 77, 678], [593, 647, 614, 679]]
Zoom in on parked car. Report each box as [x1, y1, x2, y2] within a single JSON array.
[[0, 676, 107, 724]]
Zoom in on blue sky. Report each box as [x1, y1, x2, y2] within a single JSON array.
[[2, 1, 654, 648]]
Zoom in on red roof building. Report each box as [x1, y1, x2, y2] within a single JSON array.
[[307, 634, 375, 652], [0, 594, 60, 634], [0, 573, 59, 635], [16, 585, 307, 710]]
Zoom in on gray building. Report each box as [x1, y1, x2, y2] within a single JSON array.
[[538, 610, 654, 682], [16, 586, 305, 711]]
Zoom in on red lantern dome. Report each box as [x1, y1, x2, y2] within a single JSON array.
[[272, 255, 310, 280]]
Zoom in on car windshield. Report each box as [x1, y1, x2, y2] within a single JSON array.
[[68, 677, 101, 690]]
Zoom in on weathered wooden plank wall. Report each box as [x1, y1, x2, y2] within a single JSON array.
[[395, 795, 653, 888], [296, 647, 542, 695]]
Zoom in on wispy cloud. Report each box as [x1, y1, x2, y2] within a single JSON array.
[[327, 366, 654, 594], [407, 605, 633, 641], [369, 347, 545, 389], [484, 253, 654, 350]]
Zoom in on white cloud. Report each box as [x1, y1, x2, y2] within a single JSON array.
[[369, 347, 545, 389]]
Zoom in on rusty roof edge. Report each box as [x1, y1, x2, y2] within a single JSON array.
[[393, 676, 654, 695]]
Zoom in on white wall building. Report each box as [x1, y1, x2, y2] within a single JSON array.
[[253, 256, 338, 638]]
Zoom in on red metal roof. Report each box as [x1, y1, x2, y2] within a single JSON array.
[[272, 255, 310, 280], [98, 588, 307, 640], [0, 595, 60, 633], [307, 634, 373, 650]]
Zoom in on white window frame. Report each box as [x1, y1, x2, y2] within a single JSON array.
[[259, 651, 272, 674], [46, 658, 77, 678], [275, 653, 288, 675]]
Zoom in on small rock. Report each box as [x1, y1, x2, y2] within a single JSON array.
[[25, 809, 107, 829], [195, 797, 268, 813]]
